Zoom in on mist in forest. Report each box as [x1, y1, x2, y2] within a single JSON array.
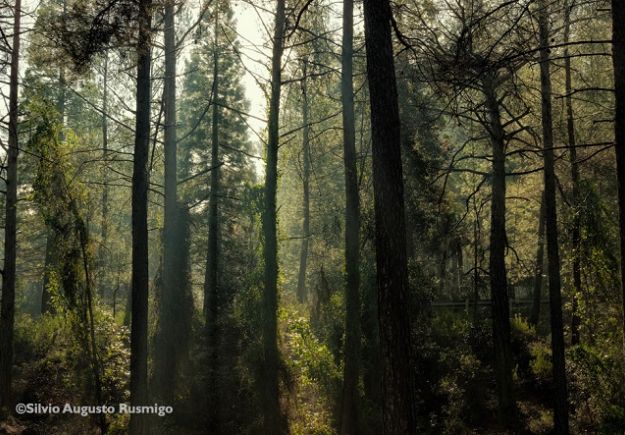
[[0, 0, 624, 434]]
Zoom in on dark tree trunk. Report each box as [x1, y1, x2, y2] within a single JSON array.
[[204, 11, 221, 432], [483, 75, 516, 427], [262, 0, 286, 432], [129, 0, 152, 433], [340, 0, 361, 432], [153, 0, 179, 404], [296, 64, 310, 304], [529, 194, 546, 327], [612, 0, 625, 380], [538, 3, 570, 432], [362, 1, 416, 433], [564, 0, 582, 346], [0, 0, 20, 410]]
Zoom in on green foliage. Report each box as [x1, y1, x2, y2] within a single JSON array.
[[284, 314, 340, 434], [567, 344, 625, 432], [13, 310, 129, 430]]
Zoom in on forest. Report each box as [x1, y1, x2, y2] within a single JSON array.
[[0, 0, 624, 433]]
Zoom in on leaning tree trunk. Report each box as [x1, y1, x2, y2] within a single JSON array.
[[262, 0, 286, 432], [204, 11, 221, 432], [529, 194, 546, 327], [564, 0, 582, 346], [153, 0, 179, 405], [296, 63, 311, 304], [539, 3, 570, 433], [0, 0, 20, 411], [613, 0, 625, 382], [340, 0, 361, 433], [129, 0, 152, 433], [362, 1, 416, 433], [483, 75, 516, 427]]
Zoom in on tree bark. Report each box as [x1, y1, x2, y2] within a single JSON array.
[[0, 0, 20, 410], [483, 75, 516, 427], [538, 3, 570, 432], [129, 0, 152, 433], [362, 1, 416, 433], [296, 62, 310, 304], [340, 0, 361, 433], [262, 0, 286, 432], [529, 194, 546, 327], [153, 0, 178, 404]]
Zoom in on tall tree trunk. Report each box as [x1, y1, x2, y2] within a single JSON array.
[[539, 3, 570, 432], [340, 0, 361, 432], [0, 0, 20, 410], [153, 0, 178, 404], [296, 62, 310, 304], [129, 0, 152, 433], [483, 75, 516, 427], [362, 1, 416, 433], [564, 0, 582, 346], [262, 0, 286, 432], [529, 194, 546, 327], [204, 11, 221, 432], [100, 52, 109, 299], [612, 0, 625, 381]]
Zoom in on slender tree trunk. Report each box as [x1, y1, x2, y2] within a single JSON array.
[[153, 0, 178, 404], [204, 11, 221, 432], [472, 218, 480, 323], [262, 0, 286, 432], [340, 0, 361, 432], [362, 1, 416, 433], [564, 0, 582, 346], [100, 53, 109, 299], [0, 0, 20, 410], [538, 3, 570, 432], [296, 63, 310, 304], [129, 0, 152, 433], [483, 75, 516, 427], [612, 0, 625, 382], [529, 194, 546, 327]]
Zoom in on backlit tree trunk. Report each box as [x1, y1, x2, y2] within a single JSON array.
[[538, 3, 570, 432], [340, 0, 361, 432], [483, 75, 516, 427], [564, 0, 582, 346], [262, 0, 286, 432], [153, 0, 179, 404], [0, 0, 21, 410], [362, 0, 416, 432], [129, 0, 152, 433], [296, 63, 310, 304]]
